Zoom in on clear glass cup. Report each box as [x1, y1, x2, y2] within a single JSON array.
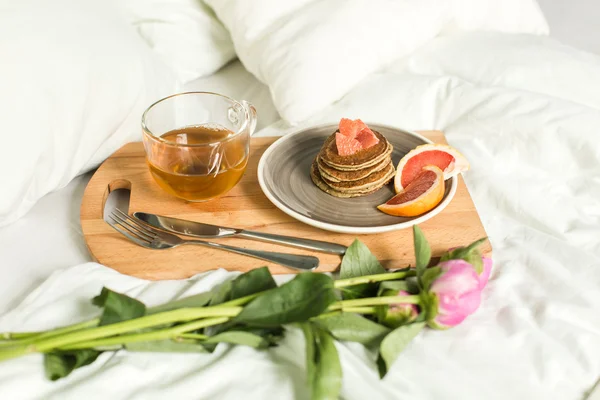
[[141, 92, 257, 202]]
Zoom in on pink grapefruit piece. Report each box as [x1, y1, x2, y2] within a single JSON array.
[[339, 118, 360, 139], [336, 118, 379, 155], [394, 143, 470, 192], [335, 132, 363, 156], [338, 118, 368, 139], [355, 127, 379, 148]]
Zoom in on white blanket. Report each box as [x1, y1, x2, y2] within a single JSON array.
[[2, 32, 600, 399]]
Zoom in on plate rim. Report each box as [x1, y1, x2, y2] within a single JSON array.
[[257, 122, 458, 234]]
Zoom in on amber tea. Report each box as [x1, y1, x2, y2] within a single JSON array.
[[147, 124, 248, 201]]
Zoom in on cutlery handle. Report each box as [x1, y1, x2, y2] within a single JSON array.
[[239, 231, 347, 255], [188, 240, 319, 271]]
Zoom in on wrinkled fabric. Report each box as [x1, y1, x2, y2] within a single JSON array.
[[1, 32, 600, 399]]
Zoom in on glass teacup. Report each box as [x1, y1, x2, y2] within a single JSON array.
[[141, 92, 257, 202]]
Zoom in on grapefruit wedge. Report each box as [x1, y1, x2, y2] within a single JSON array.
[[394, 144, 469, 192], [335, 118, 380, 156], [378, 165, 444, 217]]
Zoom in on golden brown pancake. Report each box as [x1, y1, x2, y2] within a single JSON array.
[[321, 163, 395, 192], [310, 162, 385, 198], [319, 130, 393, 171], [317, 156, 391, 183], [310, 127, 395, 197]]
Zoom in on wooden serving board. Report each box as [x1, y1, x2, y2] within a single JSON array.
[[81, 131, 491, 280]]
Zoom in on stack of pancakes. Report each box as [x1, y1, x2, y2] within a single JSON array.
[[311, 130, 395, 197]]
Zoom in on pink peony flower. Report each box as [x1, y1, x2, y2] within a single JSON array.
[[429, 260, 482, 329], [445, 244, 493, 290], [478, 256, 493, 289]]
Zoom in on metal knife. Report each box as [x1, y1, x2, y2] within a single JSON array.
[[132, 212, 347, 255]]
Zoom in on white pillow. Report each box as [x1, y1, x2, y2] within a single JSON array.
[[447, 0, 549, 35], [0, 0, 176, 227], [119, 0, 236, 83], [205, 0, 549, 124]]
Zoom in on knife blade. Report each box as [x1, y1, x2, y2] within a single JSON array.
[[134, 212, 239, 238], [133, 211, 347, 255]]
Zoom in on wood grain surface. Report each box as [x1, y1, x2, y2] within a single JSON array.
[[80, 131, 491, 280]]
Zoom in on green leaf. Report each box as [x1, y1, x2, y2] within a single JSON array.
[[210, 267, 276, 306], [440, 238, 487, 275], [301, 323, 342, 400], [340, 283, 377, 300], [420, 266, 443, 292], [376, 354, 387, 378], [234, 273, 337, 327], [208, 280, 233, 306], [379, 322, 425, 374], [420, 292, 440, 326], [147, 291, 213, 315], [234, 326, 285, 347], [204, 331, 268, 349], [316, 313, 390, 348], [231, 267, 277, 299], [413, 226, 431, 281], [378, 280, 411, 294], [340, 240, 385, 299], [92, 287, 146, 326], [125, 339, 209, 353], [313, 327, 342, 400], [300, 323, 316, 388], [340, 239, 385, 279], [43, 350, 100, 381], [148, 268, 276, 316]]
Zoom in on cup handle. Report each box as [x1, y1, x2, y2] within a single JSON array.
[[242, 100, 258, 136]]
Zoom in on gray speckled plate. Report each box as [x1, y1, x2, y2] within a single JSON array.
[[257, 123, 457, 234]]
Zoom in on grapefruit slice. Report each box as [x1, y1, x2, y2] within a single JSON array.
[[378, 165, 444, 217], [335, 132, 363, 156], [336, 118, 380, 156], [339, 118, 367, 138], [355, 128, 379, 148], [394, 144, 469, 192]]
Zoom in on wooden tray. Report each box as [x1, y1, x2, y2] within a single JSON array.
[[81, 131, 491, 280]]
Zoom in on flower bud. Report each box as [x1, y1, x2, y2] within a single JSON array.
[[377, 290, 419, 328]]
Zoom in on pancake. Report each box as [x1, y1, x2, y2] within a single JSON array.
[[319, 130, 393, 171], [317, 156, 391, 183], [310, 125, 395, 198], [321, 162, 395, 192], [310, 162, 385, 198]]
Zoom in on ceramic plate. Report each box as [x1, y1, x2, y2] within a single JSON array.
[[257, 123, 457, 234]]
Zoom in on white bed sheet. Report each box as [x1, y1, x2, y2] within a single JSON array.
[[1, 33, 600, 400]]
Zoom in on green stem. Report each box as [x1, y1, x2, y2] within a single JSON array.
[[1, 318, 100, 346], [0, 271, 411, 346], [334, 270, 415, 288], [311, 311, 341, 320], [177, 333, 208, 340], [1, 332, 40, 340], [0, 278, 419, 362], [0, 307, 240, 362], [58, 317, 228, 351], [0, 291, 262, 347], [340, 306, 377, 314], [219, 292, 263, 307], [328, 295, 420, 311]]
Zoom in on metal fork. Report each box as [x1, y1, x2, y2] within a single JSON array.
[[106, 209, 319, 271]]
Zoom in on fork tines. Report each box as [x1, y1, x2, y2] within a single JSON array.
[[107, 209, 157, 247]]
